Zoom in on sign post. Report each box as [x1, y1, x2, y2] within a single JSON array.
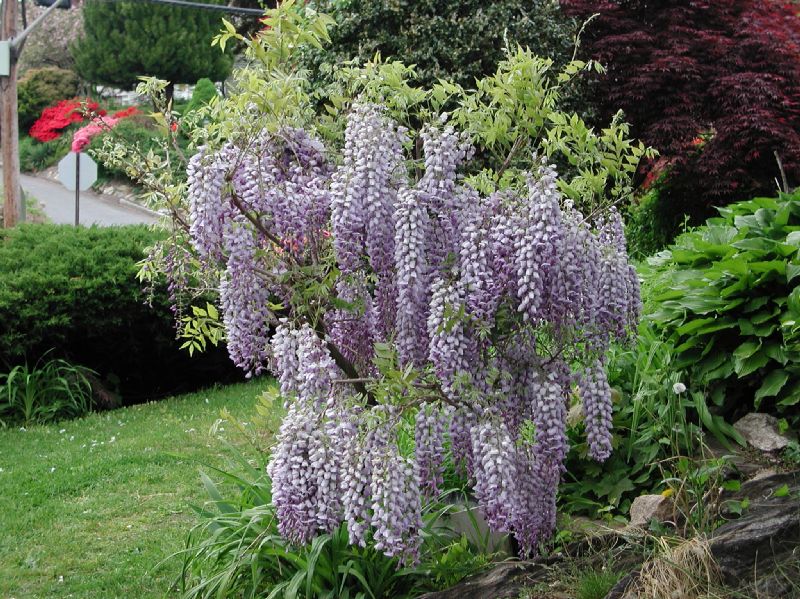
[[58, 152, 97, 226], [74, 152, 80, 226]]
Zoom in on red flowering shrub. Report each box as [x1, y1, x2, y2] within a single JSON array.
[[562, 0, 800, 242], [111, 106, 140, 119], [29, 99, 105, 142]]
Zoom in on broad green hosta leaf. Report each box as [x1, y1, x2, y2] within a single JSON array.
[[754, 369, 789, 408], [646, 189, 800, 423]]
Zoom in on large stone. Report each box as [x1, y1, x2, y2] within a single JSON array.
[[710, 471, 800, 596], [733, 413, 793, 453], [416, 559, 558, 599], [628, 494, 674, 528]]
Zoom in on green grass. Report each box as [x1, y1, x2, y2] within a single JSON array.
[[0, 378, 271, 599], [573, 568, 623, 599]]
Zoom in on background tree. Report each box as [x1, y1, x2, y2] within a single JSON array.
[[18, 0, 84, 74], [301, 0, 578, 90], [562, 0, 800, 249], [71, 0, 234, 99]]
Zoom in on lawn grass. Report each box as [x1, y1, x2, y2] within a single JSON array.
[[0, 378, 272, 599]]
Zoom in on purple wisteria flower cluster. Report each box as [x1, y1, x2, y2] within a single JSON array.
[[185, 102, 640, 561]]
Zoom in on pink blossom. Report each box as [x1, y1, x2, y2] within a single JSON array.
[[71, 117, 119, 152]]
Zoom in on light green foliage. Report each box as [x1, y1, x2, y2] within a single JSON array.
[[441, 47, 654, 213], [0, 356, 94, 425], [646, 190, 800, 424], [180, 302, 224, 356], [0, 379, 270, 599]]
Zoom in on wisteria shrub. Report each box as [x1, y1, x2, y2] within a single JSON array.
[[96, 1, 651, 561]]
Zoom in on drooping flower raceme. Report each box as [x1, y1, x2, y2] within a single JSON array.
[[183, 102, 640, 561]]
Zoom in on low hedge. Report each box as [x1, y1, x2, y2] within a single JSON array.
[[0, 224, 241, 404]]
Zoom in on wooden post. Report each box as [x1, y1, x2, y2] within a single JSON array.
[[1, 0, 20, 228]]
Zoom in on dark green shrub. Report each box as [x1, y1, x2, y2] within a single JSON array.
[[186, 77, 218, 113], [625, 187, 676, 259], [18, 67, 80, 130], [301, 0, 577, 90], [0, 224, 241, 404], [646, 190, 800, 423], [19, 134, 70, 172]]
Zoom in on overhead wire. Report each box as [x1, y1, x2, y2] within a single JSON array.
[[104, 0, 266, 16]]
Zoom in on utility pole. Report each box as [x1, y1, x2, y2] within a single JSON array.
[[1, 0, 20, 228], [0, 0, 69, 227]]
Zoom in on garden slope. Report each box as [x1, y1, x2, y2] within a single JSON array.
[[0, 379, 270, 599]]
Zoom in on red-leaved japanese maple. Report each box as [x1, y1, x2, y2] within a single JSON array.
[[563, 0, 800, 230]]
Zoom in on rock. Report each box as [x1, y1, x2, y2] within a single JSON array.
[[710, 471, 800, 594], [733, 413, 793, 453], [416, 559, 558, 599], [628, 494, 674, 528], [705, 435, 766, 478], [604, 570, 639, 599]]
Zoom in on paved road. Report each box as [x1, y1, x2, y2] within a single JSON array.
[[20, 173, 158, 226]]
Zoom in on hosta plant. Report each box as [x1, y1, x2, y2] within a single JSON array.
[[646, 190, 800, 424], [95, 1, 651, 561]]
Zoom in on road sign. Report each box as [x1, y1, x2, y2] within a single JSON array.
[[58, 152, 97, 191]]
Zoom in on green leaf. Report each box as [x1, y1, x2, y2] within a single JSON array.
[[693, 391, 745, 448], [774, 484, 790, 498], [754, 369, 789, 408], [787, 263, 800, 283], [778, 383, 800, 407], [721, 480, 741, 492], [676, 317, 716, 335], [206, 302, 219, 320], [733, 340, 760, 360], [788, 287, 800, 316], [734, 349, 770, 377]]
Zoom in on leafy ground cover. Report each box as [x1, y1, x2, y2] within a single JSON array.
[[0, 378, 270, 599]]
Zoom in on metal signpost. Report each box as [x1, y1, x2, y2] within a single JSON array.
[[58, 152, 98, 226]]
